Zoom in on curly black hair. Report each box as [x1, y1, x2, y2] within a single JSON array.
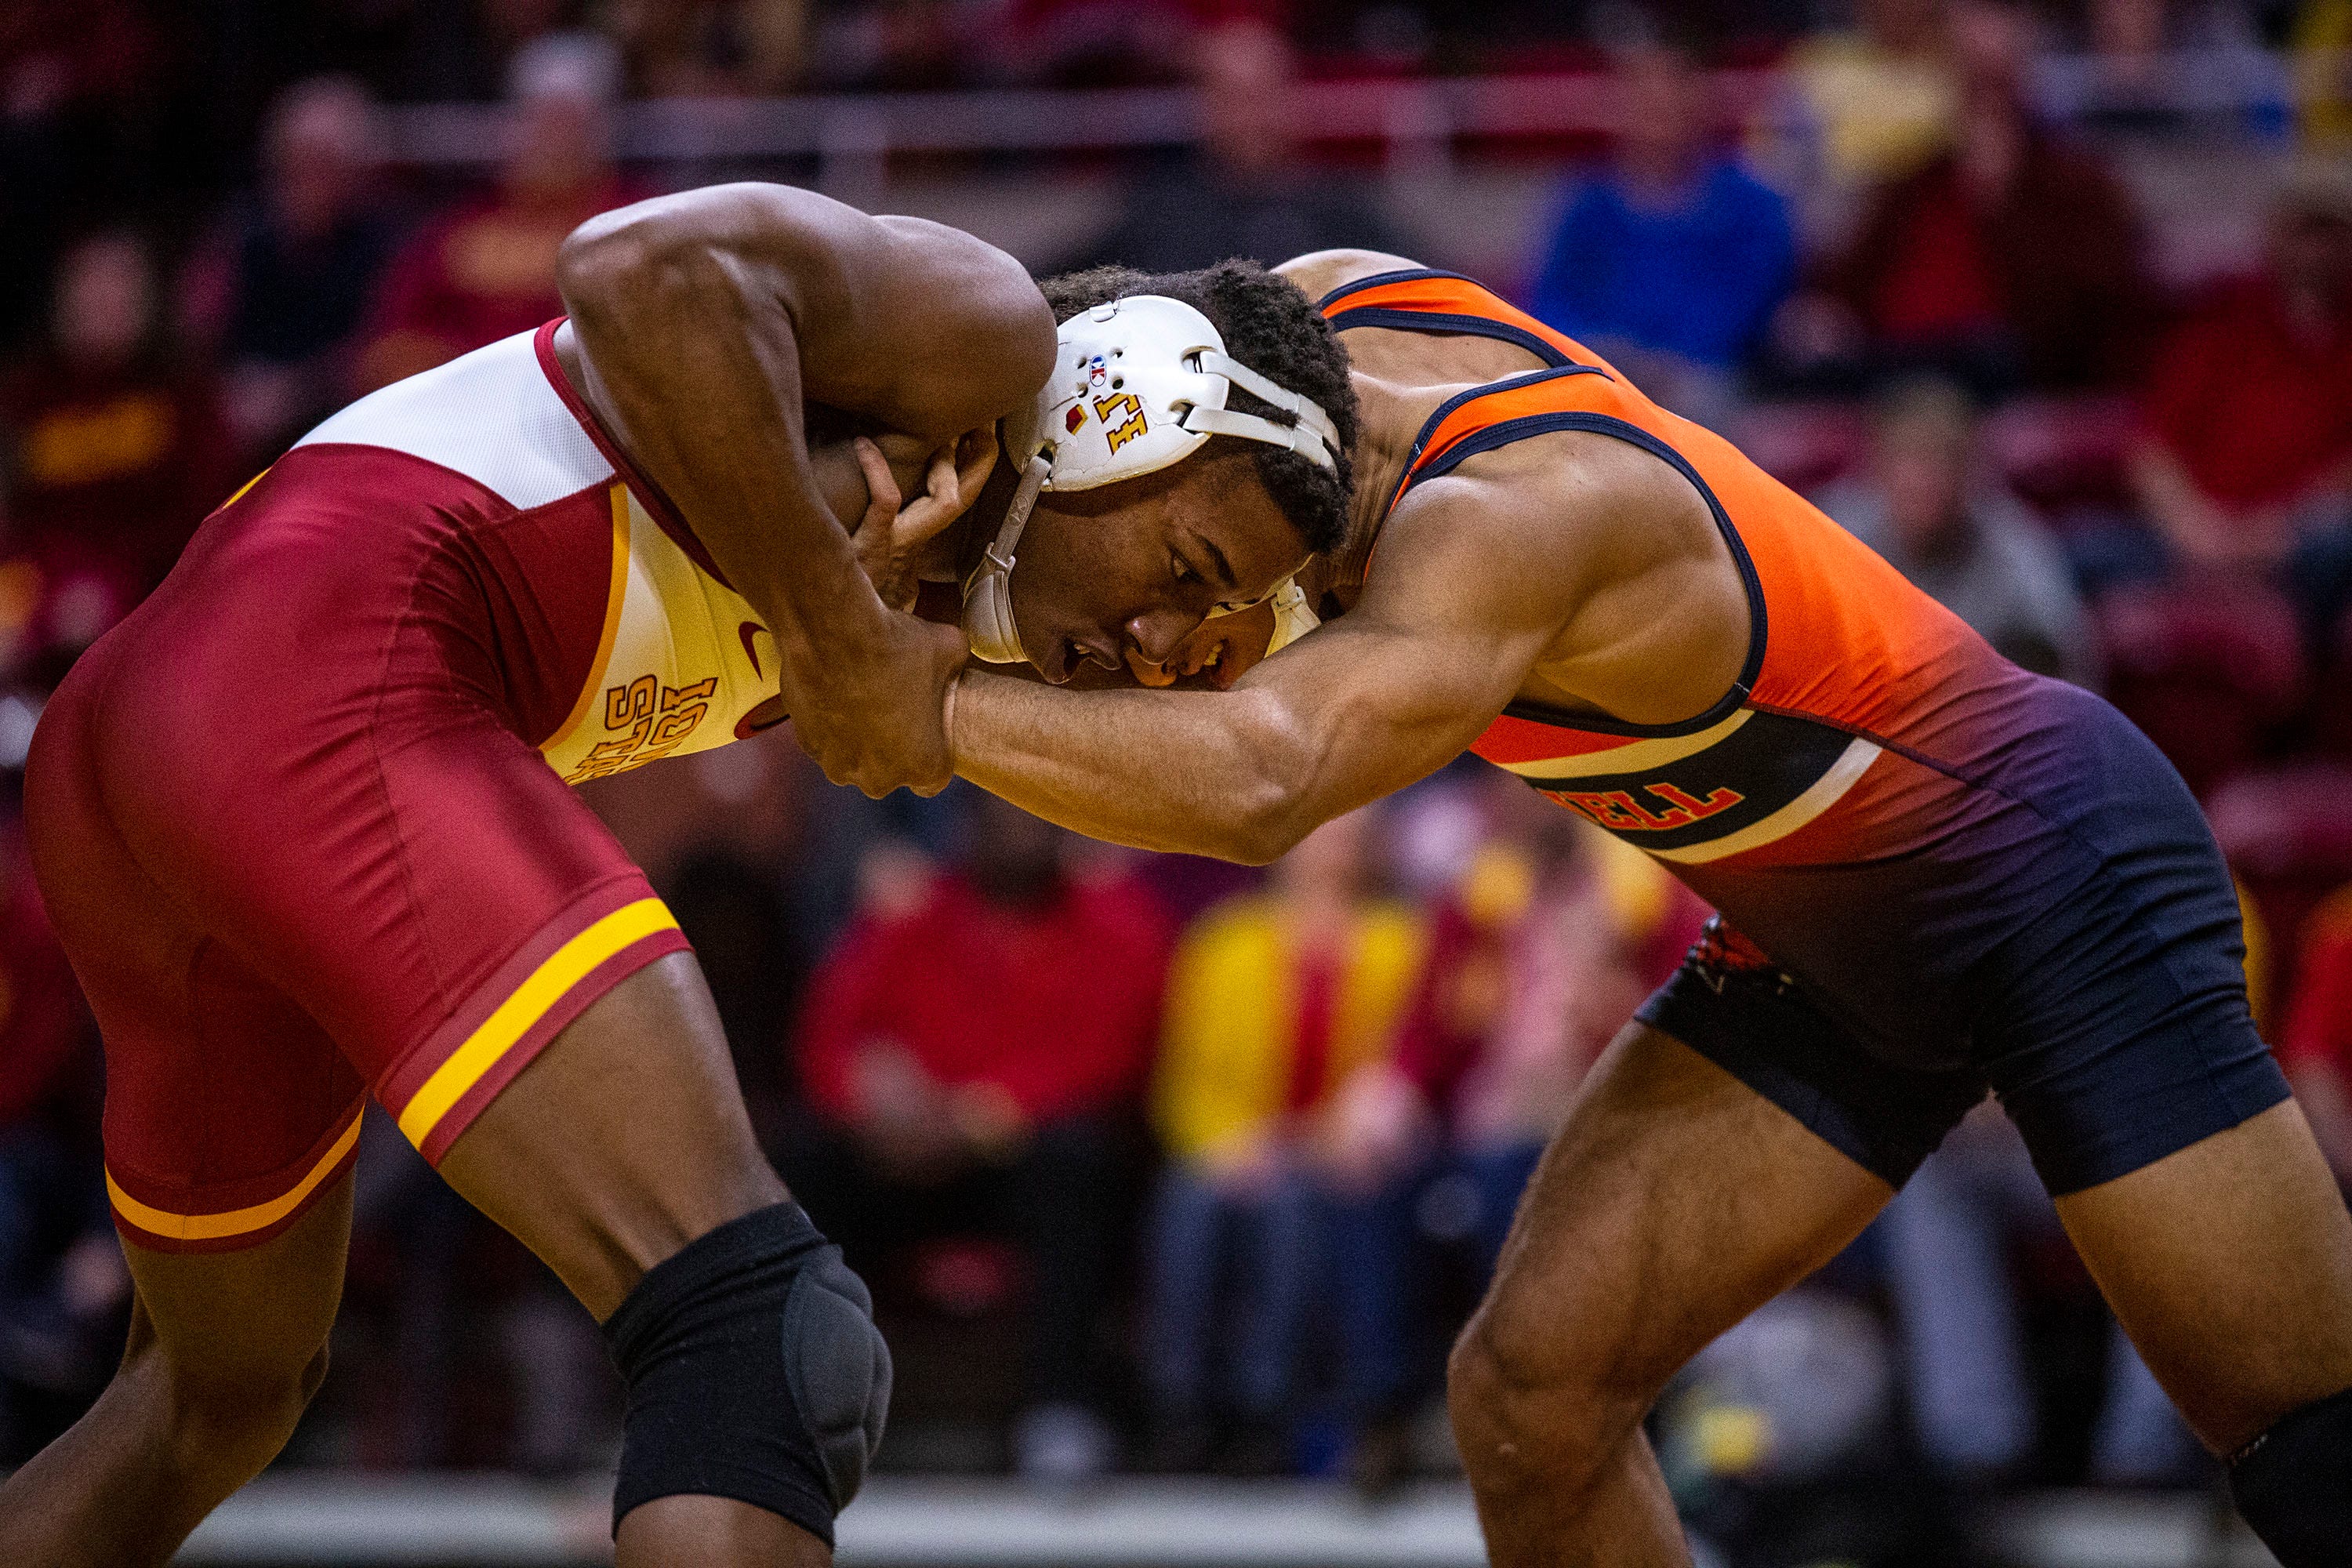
[[1037, 260, 1359, 557]]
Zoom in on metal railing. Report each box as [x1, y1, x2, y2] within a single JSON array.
[[381, 47, 2329, 187]]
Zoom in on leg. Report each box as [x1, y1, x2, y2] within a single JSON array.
[[0, 1177, 352, 1568], [2054, 1101, 2352, 1565], [431, 949, 827, 1567], [1446, 1023, 1893, 1568], [2055, 1098, 2352, 1453]]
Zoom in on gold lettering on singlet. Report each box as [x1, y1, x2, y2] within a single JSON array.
[[565, 676, 719, 783]]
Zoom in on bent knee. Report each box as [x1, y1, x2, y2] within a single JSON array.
[[1446, 1303, 1657, 1495], [132, 1338, 332, 1478]]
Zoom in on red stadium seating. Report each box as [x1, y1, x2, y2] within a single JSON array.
[[2096, 583, 2307, 798]]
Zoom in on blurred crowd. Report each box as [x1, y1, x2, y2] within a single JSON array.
[[1, 0, 2350, 1563]]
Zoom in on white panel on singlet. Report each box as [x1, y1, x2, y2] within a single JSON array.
[[293, 328, 615, 510]]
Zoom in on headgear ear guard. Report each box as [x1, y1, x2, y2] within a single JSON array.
[[961, 295, 1341, 667]]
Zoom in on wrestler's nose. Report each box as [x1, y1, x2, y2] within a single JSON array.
[[1125, 610, 1190, 669]]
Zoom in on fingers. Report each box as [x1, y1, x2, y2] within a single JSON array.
[[923, 444, 959, 506], [852, 437, 901, 531], [951, 429, 997, 504], [852, 438, 916, 608], [889, 434, 993, 551]]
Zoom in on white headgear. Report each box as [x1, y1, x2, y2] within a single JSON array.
[[961, 294, 1338, 667]]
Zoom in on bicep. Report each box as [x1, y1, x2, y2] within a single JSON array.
[[1233, 557, 1555, 827], [563, 183, 1053, 438], [1242, 628, 1507, 813], [799, 214, 1055, 436]]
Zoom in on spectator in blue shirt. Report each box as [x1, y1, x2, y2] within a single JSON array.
[[1526, 42, 1795, 423]]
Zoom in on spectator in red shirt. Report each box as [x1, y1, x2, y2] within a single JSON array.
[[793, 792, 1171, 1479], [0, 231, 233, 684], [1790, 0, 2154, 396], [357, 34, 648, 391], [2125, 158, 2352, 626]]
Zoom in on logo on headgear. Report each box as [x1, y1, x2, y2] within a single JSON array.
[[1092, 393, 1147, 453]]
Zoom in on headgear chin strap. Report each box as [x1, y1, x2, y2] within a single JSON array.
[[961, 294, 1341, 667]]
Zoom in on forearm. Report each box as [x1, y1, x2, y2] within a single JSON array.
[[559, 218, 882, 706], [950, 672, 1317, 863]]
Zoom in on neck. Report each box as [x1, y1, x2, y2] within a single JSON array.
[[1331, 372, 1425, 586]]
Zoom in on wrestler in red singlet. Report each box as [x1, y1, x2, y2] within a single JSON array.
[[29, 321, 769, 1250]]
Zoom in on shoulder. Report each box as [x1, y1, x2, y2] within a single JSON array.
[[1274, 249, 1431, 307], [1396, 423, 1716, 557], [1363, 425, 1731, 630], [873, 212, 1040, 292]]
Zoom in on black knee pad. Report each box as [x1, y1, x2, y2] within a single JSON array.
[[2227, 1385, 2352, 1568], [602, 1202, 891, 1547]]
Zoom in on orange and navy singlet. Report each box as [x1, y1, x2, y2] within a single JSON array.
[[1320, 270, 2285, 1192]]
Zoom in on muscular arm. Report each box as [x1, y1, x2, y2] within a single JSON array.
[[954, 563, 1540, 862], [556, 183, 1056, 792], [951, 434, 1748, 862]]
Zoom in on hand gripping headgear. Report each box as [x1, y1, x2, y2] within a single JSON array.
[[962, 294, 1340, 667]]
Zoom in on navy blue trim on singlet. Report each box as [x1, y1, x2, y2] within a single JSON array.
[[1407, 410, 1770, 740], [1314, 267, 1486, 311], [1379, 368, 1611, 522], [1327, 306, 1574, 368]]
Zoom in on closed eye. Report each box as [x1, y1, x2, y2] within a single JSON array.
[[1171, 552, 1196, 584]]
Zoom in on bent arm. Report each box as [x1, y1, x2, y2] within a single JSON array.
[[950, 479, 1568, 862], [557, 183, 1055, 711], [953, 617, 1515, 863]]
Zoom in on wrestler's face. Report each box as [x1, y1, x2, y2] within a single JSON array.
[[1009, 451, 1311, 687]]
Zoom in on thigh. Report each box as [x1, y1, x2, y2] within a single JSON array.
[[27, 643, 365, 1254], [434, 950, 786, 1321], [1473, 1020, 1893, 1410], [119, 1172, 355, 1392], [2055, 1099, 2352, 1454], [71, 520, 687, 1175]]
